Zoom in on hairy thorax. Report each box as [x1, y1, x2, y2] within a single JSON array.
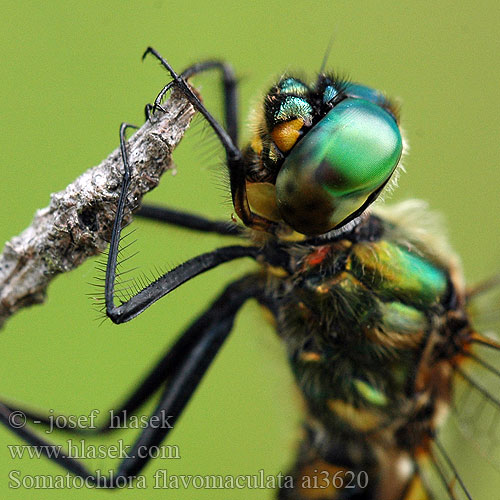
[[258, 203, 469, 464]]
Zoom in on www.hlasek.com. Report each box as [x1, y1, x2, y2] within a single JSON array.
[[8, 469, 369, 490], [7, 439, 180, 461]]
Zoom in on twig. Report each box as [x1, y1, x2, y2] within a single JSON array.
[[0, 90, 195, 328]]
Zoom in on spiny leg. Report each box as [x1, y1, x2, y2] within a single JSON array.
[[105, 123, 260, 324], [1, 123, 262, 430], [143, 46, 276, 233], [0, 102, 261, 485], [1, 282, 274, 436], [0, 275, 262, 486], [1, 115, 262, 456]]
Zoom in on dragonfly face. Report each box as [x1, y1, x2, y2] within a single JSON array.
[[244, 76, 403, 235]]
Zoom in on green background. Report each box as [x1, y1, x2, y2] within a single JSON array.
[[1, 1, 499, 498]]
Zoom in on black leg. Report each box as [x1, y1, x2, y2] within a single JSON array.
[[1, 290, 234, 434], [147, 59, 239, 144], [1, 277, 275, 436], [143, 47, 277, 233], [105, 124, 260, 324], [0, 274, 262, 487], [142, 49, 239, 159], [136, 203, 243, 236], [0, 56, 267, 488], [140, 58, 245, 235]]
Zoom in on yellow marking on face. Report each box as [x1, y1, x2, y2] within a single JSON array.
[[246, 181, 282, 222], [271, 118, 304, 152], [300, 352, 322, 362], [277, 230, 308, 242], [327, 399, 384, 432]]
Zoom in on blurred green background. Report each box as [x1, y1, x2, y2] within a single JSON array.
[[1, 1, 499, 499]]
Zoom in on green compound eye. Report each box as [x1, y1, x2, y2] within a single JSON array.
[[275, 98, 402, 235]]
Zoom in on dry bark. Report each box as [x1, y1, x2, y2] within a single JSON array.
[[0, 90, 195, 328]]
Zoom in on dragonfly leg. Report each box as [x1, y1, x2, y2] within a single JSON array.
[[0, 274, 261, 486], [147, 59, 239, 144], [138, 60, 243, 235], [105, 123, 260, 324], [143, 47, 277, 233], [136, 204, 243, 236]]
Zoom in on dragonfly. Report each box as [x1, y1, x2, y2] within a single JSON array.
[[0, 46, 499, 499]]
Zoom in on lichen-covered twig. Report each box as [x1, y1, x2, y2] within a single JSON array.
[[0, 90, 195, 328]]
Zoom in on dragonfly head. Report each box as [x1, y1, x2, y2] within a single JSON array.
[[245, 77, 403, 236]]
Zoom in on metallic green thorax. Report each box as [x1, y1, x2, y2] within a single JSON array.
[[266, 216, 450, 439], [351, 240, 447, 308]]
